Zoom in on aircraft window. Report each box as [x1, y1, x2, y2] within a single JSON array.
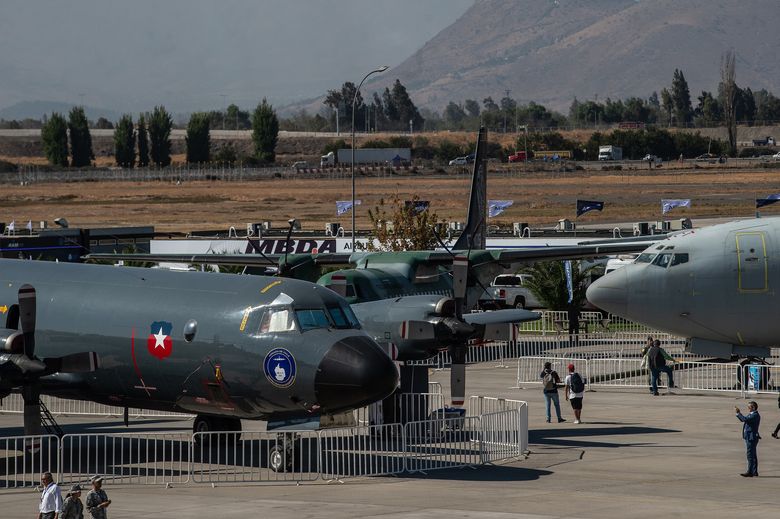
[[670, 253, 689, 266], [345, 285, 356, 297], [295, 309, 330, 331], [327, 305, 350, 329], [341, 304, 361, 329], [258, 307, 297, 333], [635, 253, 656, 264], [652, 253, 672, 268]]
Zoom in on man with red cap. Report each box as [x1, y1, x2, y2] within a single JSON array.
[[565, 363, 585, 424]]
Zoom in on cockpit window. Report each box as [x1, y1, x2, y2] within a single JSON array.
[[652, 253, 672, 268], [635, 253, 656, 264], [341, 304, 361, 329], [295, 309, 330, 331], [258, 307, 297, 333], [670, 253, 689, 266], [327, 305, 350, 329]]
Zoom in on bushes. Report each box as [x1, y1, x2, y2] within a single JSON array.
[[584, 128, 724, 160]]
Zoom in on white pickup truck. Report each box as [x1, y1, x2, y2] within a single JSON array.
[[480, 274, 542, 309]]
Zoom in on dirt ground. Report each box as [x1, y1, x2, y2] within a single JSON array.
[[2, 164, 780, 233]]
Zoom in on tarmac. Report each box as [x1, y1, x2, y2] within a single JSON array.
[[2, 363, 780, 518]]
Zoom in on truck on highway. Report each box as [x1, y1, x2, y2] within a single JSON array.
[[480, 274, 542, 309], [598, 145, 622, 161]]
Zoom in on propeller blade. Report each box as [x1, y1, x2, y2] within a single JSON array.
[[44, 352, 100, 374], [449, 344, 467, 407], [0, 354, 46, 374], [452, 256, 469, 302], [463, 309, 541, 326], [18, 284, 36, 359], [22, 384, 42, 436], [399, 320, 436, 341]]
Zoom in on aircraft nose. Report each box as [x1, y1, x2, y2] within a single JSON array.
[[587, 267, 628, 316], [314, 336, 399, 413]]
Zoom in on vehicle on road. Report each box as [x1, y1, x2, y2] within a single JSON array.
[[508, 151, 528, 163], [598, 146, 622, 161], [449, 156, 468, 166], [291, 161, 308, 169], [773, 151, 780, 160]]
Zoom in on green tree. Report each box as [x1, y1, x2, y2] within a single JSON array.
[[521, 261, 594, 311], [185, 112, 211, 163], [68, 106, 94, 167], [694, 91, 721, 127], [95, 117, 114, 129], [443, 101, 467, 126], [388, 80, 424, 131], [251, 98, 279, 163], [660, 88, 673, 126], [464, 99, 480, 118], [137, 114, 149, 167], [671, 69, 692, 125], [367, 194, 443, 251], [719, 51, 737, 156], [148, 105, 173, 167], [41, 112, 69, 167], [113, 114, 136, 168], [324, 82, 366, 130]]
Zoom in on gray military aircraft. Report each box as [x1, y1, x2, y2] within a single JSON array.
[[0, 259, 399, 436], [586, 218, 780, 358]]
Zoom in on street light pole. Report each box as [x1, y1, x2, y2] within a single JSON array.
[[351, 65, 389, 251]]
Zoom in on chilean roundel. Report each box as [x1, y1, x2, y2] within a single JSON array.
[[147, 321, 173, 360]]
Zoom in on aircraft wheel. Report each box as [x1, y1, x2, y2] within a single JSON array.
[[193, 415, 218, 435], [268, 444, 287, 473]]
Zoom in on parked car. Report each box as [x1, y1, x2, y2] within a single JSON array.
[[773, 151, 780, 160], [449, 156, 468, 166], [291, 161, 308, 169], [508, 151, 528, 163], [465, 153, 476, 163], [480, 274, 542, 309]]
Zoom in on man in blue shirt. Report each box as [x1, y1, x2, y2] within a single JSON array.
[[736, 401, 761, 477]]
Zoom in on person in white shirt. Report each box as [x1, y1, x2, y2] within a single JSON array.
[[39, 471, 63, 519], [564, 363, 585, 424]]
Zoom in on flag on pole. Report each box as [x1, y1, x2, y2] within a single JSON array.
[[336, 200, 361, 216], [661, 199, 691, 214], [756, 193, 780, 208], [26, 220, 32, 232], [488, 200, 513, 217], [7, 220, 14, 233], [564, 260, 574, 304], [576, 200, 604, 217]]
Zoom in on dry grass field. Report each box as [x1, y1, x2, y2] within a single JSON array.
[[2, 164, 780, 233]]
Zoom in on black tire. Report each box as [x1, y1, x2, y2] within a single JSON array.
[[268, 444, 287, 473]]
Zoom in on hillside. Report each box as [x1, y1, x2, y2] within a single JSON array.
[[377, 0, 780, 112]]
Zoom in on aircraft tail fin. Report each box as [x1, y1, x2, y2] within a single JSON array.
[[452, 127, 488, 251]]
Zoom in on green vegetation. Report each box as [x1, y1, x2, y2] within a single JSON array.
[[148, 105, 173, 167], [185, 112, 211, 163], [367, 194, 443, 251], [41, 113, 69, 167], [521, 261, 594, 311], [113, 114, 136, 168], [251, 98, 279, 163], [68, 107, 94, 167], [137, 114, 150, 167]]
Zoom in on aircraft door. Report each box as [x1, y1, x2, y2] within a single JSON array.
[[735, 232, 768, 292]]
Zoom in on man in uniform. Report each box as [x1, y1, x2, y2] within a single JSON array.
[[85, 476, 111, 518]]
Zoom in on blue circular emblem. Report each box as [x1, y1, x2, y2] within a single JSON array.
[[263, 348, 296, 388]]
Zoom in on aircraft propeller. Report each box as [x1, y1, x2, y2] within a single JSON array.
[[0, 284, 100, 435]]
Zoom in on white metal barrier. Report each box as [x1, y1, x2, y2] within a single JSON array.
[[480, 409, 526, 464], [319, 423, 405, 480], [59, 432, 191, 486], [404, 416, 483, 473], [191, 430, 320, 484], [0, 435, 59, 488]]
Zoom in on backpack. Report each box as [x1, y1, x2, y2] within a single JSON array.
[[542, 370, 556, 391], [570, 372, 585, 393]]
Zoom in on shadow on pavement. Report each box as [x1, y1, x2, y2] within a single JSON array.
[[403, 464, 552, 482], [530, 425, 681, 449]]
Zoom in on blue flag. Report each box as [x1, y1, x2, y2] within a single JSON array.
[[661, 199, 691, 214], [564, 260, 574, 304], [488, 200, 513, 217], [336, 200, 361, 216], [756, 194, 780, 208], [576, 200, 604, 217]]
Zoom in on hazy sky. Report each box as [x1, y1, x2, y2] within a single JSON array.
[[0, 0, 473, 115]]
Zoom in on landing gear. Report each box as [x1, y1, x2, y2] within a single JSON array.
[[268, 433, 298, 473]]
